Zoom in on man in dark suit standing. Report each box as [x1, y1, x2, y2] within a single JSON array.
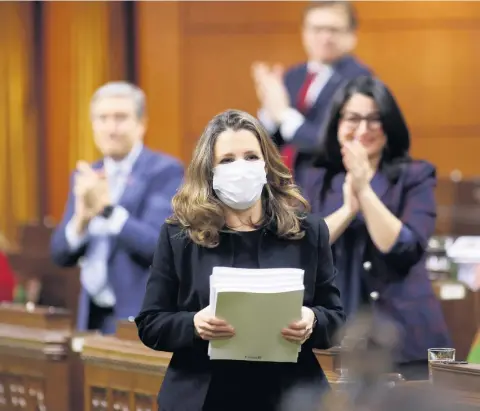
[[51, 81, 184, 334], [252, 0, 371, 184]]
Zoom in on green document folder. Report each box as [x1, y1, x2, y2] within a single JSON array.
[[209, 289, 303, 363]]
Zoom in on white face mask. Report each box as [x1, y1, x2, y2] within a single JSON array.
[[213, 159, 267, 210]]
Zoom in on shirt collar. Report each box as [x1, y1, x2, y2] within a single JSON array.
[[104, 142, 143, 176], [307, 61, 331, 74]]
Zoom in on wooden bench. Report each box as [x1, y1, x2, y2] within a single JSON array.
[[0, 303, 73, 411], [81, 319, 170, 411]]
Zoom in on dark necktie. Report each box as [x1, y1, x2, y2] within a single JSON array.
[[280, 71, 317, 174]]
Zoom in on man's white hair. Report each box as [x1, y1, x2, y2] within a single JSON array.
[[91, 81, 146, 118]]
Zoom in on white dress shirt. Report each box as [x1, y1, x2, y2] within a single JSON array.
[[65, 142, 143, 306], [258, 62, 334, 141]]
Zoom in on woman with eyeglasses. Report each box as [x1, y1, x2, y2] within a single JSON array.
[[302, 75, 451, 380]]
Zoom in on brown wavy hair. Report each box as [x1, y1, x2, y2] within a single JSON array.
[[167, 109, 310, 247]]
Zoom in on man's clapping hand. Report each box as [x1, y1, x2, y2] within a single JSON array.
[[251, 61, 290, 123], [193, 306, 235, 341], [72, 161, 111, 234]]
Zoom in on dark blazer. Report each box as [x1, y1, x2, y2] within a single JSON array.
[[135, 216, 345, 411], [271, 56, 371, 180], [302, 160, 451, 363], [50, 147, 184, 332]]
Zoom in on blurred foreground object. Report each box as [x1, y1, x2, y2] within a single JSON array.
[[279, 310, 476, 411]]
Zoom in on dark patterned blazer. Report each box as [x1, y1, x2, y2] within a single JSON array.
[[302, 160, 451, 363]]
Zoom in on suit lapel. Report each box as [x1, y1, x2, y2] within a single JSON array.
[[369, 171, 390, 202], [116, 152, 149, 212], [357, 171, 391, 223], [108, 148, 150, 259], [321, 173, 345, 217], [306, 56, 358, 117], [287, 65, 308, 107], [307, 70, 343, 115]]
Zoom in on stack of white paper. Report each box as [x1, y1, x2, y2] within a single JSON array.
[[208, 266, 305, 363]]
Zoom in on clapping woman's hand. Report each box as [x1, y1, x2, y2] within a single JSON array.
[[343, 173, 359, 214], [341, 140, 372, 193], [193, 306, 235, 340]]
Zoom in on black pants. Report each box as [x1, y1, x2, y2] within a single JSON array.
[[87, 299, 115, 331]]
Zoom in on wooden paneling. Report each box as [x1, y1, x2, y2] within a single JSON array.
[[0, 2, 39, 244], [136, 2, 184, 160], [355, 2, 480, 179], [43, 3, 127, 222], [135, 1, 480, 177], [43, 3, 75, 223], [412, 136, 480, 178]]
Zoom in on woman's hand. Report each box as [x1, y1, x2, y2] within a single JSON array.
[[281, 307, 316, 344], [193, 306, 235, 341], [343, 173, 359, 214], [341, 140, 372, 193]]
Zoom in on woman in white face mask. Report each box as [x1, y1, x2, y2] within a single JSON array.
[[135, 109, 344, 411]]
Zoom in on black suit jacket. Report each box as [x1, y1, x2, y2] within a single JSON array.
[[135, 215, 345, 411]]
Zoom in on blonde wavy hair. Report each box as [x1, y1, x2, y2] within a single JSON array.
[[167, 109, 310, 247]]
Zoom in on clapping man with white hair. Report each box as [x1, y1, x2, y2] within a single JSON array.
[[51, 81, 184, 334]]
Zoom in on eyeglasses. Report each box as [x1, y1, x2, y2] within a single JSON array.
[[340, 113, 382, 131], [304, 24, 350, 36]]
